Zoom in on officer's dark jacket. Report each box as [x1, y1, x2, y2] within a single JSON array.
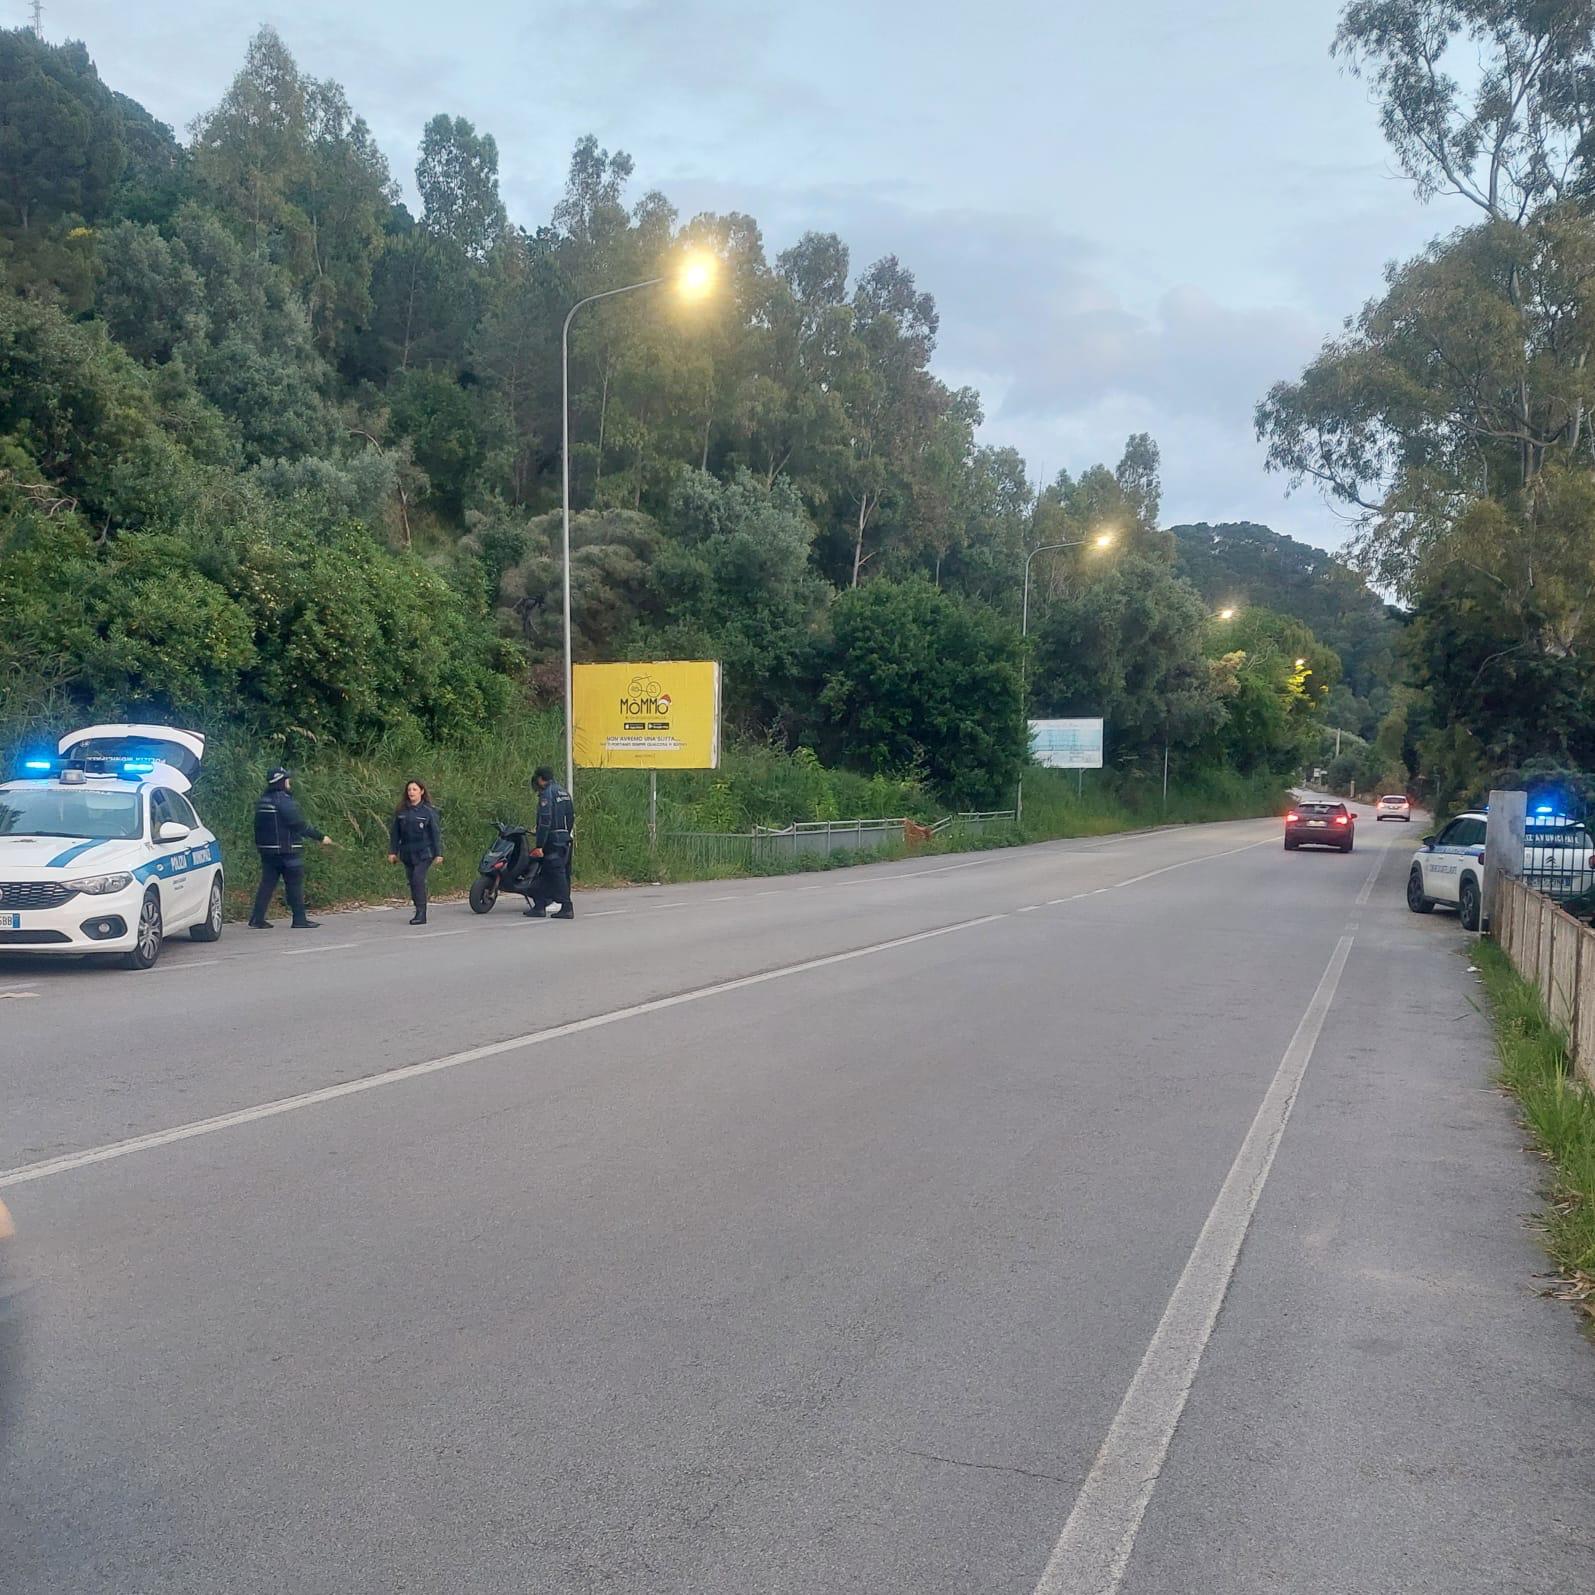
[[254, 788, 325, 856], [389, 802, 444, 862], [534, 782, 575, 851]]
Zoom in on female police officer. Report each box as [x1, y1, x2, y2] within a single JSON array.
[[388, 779, 444, 925]]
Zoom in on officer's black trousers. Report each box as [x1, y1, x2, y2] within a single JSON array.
[[404, 857, 433, 915], [530, 849, 571, 911], [252, 854, 307, 925]]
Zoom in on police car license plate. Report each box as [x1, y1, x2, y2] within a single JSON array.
[[0, 913, 19, 930]]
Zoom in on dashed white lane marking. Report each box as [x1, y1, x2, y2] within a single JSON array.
[[0, 991, 37, 1002], [410, 928, 470, 940], [157, 959, 221, 973], [279, 941, 358, 957], [589, 909, 628, 918], [1105, 838, 1272, 891], [1032, 932, 1356, 1595], [1017, 906, 1040, 914], [1354, 843, 1387, 906], [0, 832, 1284, 1190], [0, 913, 1007, 1191]]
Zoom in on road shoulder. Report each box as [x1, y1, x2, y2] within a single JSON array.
[[1117, 851, 1595, 1594]]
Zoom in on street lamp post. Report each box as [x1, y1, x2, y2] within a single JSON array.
[[1017, 532, 1115, 822], [558, 255, 716, 797]]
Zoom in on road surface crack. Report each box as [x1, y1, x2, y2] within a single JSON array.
[[903, 1447, 1069, 1486]]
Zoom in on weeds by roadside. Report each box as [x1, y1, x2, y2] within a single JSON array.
[[1473, 939, 1595, 1329], [157, 713, 1285, 914]]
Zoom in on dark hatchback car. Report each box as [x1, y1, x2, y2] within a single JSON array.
[[1285, 800, 1355, 853]]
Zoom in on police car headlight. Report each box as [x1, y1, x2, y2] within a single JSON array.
[[63, 872, 134, 895]]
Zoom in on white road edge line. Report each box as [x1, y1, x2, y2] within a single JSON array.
[[0, 913, 1006, 1190], [1031, 931, 1356, 1595], [279, 941, 359, 956]]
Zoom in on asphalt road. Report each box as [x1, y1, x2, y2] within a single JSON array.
[[1, 805, 1591, 1592]]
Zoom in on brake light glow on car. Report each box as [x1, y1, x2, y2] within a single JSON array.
[[1285, 812, 1299, 823], [1333, 815, 1349, 826]]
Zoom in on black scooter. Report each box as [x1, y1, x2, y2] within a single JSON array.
[[469, 820, 541, 913]]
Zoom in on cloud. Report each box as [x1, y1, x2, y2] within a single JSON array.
[[666, 177, 1333, 521]]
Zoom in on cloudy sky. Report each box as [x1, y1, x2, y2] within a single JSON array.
[[29, 0, 1476, 550]]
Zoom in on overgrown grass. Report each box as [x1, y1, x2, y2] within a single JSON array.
[[1473, 939, 1595, 1324], [190, 712, 937, 912], [1017, 765, 1288, 839], [6, 706, 1288, 913]]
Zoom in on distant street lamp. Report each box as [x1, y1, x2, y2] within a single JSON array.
[[1216, 606, 1238, 621], [559, 251, 718, 793], [1017, 529, 1116, 821]]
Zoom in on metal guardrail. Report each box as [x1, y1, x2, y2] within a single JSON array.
[[752, 818, 906, 862], [665, 810, 1018, 871]]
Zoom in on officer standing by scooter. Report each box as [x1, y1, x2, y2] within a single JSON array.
[[249, 766, 333, 930], [524, 765, 575, 920]]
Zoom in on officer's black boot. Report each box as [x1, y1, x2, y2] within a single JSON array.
[[554, 905, 575, 920], [524, 905, 547, 918]]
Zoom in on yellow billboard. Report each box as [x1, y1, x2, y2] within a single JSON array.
[[572, 661, 722, 769]]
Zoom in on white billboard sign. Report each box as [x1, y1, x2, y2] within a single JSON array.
[[1029, 717, 1104, 770]]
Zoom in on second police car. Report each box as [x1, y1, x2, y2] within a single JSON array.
[[0, 725, 224, 970], [1407, 806, 1595, 933]]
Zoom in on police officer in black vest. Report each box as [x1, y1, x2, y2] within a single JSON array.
[[249, 767, 332, 930], [525, 765, 575, 920]]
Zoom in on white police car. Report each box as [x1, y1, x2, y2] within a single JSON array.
[[0, 725, 224, 970], [1407, 806, 1595, 932]]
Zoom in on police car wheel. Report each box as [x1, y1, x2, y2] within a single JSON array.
[[122, 890, 163, 970], [191, 874, 224, 942], [1459, 876, 1482, 933], [1407, 867, 1435, 914]]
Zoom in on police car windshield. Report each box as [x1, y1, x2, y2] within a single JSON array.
[[0, 787, 142, 841]]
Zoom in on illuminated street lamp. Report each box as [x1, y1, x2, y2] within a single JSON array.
[[1022, 529, 1116, 639], [1217, 606, 1237, 621], [559, 252, 718, 792]]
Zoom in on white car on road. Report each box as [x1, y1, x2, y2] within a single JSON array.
[[1407, 808, 1595, 932], [0, 725, 224, 970]]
